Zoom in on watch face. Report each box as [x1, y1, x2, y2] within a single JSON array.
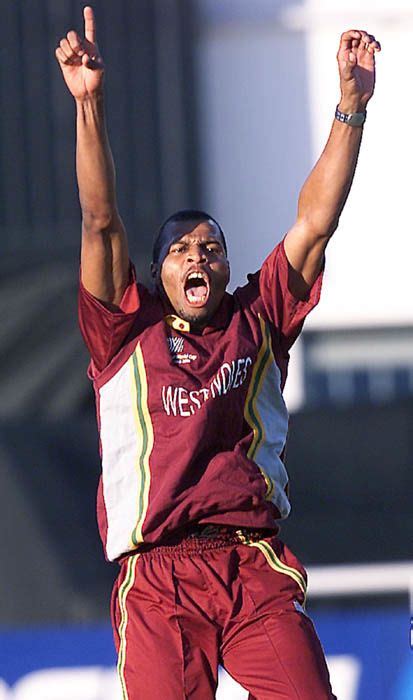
[[347, 112, 366, 126]]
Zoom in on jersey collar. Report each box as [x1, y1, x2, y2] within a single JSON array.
[[163, 293, 233, 335]]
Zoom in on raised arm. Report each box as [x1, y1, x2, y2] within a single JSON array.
[[284, 30, 381, 298], [55, 6, 129, 306]]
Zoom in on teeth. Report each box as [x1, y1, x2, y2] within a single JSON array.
[[187, 291, 207, 303], [185, 271, 208, 304]]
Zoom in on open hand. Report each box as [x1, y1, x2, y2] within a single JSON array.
[[337, 30, 381, 111], [55, 6, 104, 101]]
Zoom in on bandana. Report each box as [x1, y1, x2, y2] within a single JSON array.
[[152, 215, 228, 269]]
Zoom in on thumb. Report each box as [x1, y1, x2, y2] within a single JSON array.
[[82, 52, 94, 69], [81, 52, 102, 70]]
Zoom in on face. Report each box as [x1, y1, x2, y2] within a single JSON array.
[[154, 220, 230, 329]]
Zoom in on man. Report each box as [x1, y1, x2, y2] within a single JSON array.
[[56, 7, 380, 699]]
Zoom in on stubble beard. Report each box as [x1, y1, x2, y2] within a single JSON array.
[[174, 303, 213, 330]]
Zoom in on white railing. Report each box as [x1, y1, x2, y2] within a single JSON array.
[[307, 560, 413, 610]]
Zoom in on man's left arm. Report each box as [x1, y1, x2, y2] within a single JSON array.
[[284, 30, 381, 299]]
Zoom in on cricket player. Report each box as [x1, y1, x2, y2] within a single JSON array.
[[56, 7, 380, 699]]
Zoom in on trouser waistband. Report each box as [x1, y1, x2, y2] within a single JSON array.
[[133, 525, 275, 558]]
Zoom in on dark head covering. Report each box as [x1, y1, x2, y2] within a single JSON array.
[[152, 209, 228, 269]]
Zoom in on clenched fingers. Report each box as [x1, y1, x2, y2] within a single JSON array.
[[339, 30, 381, 55], [56, 32, 83, 65], [67, 30, 85, 57], [357, 32, 381, 53], [55, 46, 69, 65]]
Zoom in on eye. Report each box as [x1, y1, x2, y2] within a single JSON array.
[[171, 244, 185, 254], [206, 243, 221, 253]]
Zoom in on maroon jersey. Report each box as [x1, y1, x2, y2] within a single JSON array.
[[79, 240, 322, 561]]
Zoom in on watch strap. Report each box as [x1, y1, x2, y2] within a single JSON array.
[[335, 105, 366, 127]]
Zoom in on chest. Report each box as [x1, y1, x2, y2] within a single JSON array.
[[138, 310, 264, 422]]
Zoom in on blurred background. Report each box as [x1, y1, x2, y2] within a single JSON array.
[[1, 0, 412, 698]]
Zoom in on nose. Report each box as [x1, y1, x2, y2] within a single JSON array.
[[187, 244, 206, 263]]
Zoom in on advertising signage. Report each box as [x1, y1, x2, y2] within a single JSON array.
[[0, 608, 411, 700]]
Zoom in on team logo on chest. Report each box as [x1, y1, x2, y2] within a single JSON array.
[[167, 335, 197, 365]]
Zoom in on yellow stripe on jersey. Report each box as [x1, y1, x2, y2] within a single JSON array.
[[129, 344, 154, 547], [117, 554, 139, 699], [243, 315, 275, 499], [248, 539, 307, 601]]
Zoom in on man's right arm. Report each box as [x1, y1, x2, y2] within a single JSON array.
[[56, 6, 130, 307]]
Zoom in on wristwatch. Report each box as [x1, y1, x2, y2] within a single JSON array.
[[335, 105, 366, 127]]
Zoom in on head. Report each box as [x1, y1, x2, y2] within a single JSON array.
[[151, 210, 230, 329]]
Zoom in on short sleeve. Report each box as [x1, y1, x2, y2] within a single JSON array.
[[258, 239, 323, 352], [78, 265, 141, 376]]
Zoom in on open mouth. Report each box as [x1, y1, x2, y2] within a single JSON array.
[[184, 271, 210, 306]]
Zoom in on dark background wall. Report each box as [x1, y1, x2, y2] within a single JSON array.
[[283, 399, 413, 565], [1, 0, 198, 259]]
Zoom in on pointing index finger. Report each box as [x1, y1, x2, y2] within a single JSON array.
[[84, 6, 96, 44]]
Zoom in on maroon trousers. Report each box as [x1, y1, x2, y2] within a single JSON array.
[[111, 531, 336, 699]]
